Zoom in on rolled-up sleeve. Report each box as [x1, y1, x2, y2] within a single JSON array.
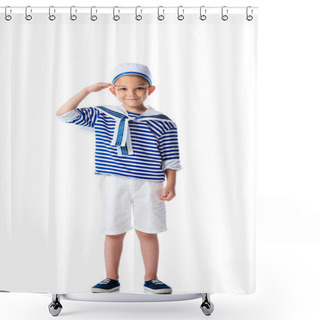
[[158, 124, 182, 171], [56, 107, 100, 128]]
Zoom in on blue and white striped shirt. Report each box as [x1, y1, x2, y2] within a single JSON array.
[[56, 106, 182, 182]]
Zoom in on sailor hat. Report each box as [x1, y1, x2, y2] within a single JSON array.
[[110, 62, 152, 86]]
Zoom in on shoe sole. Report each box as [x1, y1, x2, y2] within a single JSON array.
[[144, 287, 172, 294], [91, 286, 120, 293]]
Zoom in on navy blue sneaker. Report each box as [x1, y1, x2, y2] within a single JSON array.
[[91, 278, 120, 293], [144, 279, 172, 294]]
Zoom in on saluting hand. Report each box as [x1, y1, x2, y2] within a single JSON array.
[[87, 82, 114, 93]]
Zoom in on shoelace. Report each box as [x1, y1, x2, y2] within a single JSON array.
[[151, 279, 164, 285], [101, 278, 112, 284]]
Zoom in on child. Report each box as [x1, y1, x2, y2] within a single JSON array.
[[56, 62, 182, 294]]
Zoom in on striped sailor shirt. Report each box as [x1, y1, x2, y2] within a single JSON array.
[[56, 105, 182, 182]]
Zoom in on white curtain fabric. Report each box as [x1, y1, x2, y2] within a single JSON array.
[[0, 8, 258, 294]]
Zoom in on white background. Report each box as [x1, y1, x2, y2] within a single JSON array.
[[1, 0, 319, 319]]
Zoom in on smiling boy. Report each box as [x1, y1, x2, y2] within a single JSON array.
[[56, 63, 182, 294]]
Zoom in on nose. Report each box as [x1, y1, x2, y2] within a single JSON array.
[[126, 89, 139, 98]]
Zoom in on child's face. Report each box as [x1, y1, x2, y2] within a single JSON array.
[[109, 75, 155, 109]]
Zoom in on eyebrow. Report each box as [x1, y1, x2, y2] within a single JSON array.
[[116, 84, 148, 88]]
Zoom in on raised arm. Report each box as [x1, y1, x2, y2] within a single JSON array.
[[56, 82, 114, 116]]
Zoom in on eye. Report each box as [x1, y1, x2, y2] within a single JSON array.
[[119, 88, 127, 91]]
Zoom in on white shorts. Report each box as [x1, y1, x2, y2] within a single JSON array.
[[98, 174, 167, 235]]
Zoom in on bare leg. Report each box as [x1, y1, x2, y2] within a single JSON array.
[[135, 230, 159, 281], [104, 232, 126, 280]]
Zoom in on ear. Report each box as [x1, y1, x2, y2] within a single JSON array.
[[148, 86, 156, 95], [109, 87, 117, 96]]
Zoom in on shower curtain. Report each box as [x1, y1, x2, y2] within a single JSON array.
[[0, 6, 258, 294]]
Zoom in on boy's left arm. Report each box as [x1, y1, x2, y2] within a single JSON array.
[[159, 169, 177, 201], [158, 122, 182, 201]]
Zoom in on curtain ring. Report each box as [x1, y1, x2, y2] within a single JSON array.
[[246, 6, 254, 21], [177, 6, 184, 21], [91, 6, 98, 21], [49, 6, 56, 21], [5, 6, 12, 21], [70, 6, 77, 21], [157, 6, 165, 21], [25, 6, 32, 21], [200, 6, 207, 21], [221, 6, 228, 21], [135, 6, 142, 21], [113, 6, 120, 21]]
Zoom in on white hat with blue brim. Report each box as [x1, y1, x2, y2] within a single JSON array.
[[110, 62, 152, 86]]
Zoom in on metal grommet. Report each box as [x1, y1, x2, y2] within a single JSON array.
[[70, 6, 77, 21], [113, 6, 120, 21], [25, 6, 32, 21], [135, 6, 142, 21], [157, 6, 165, 21], [177, 6, 184, 21], [246, 6, 254, 21], [91, 6, 97, 21], [5, 6, 12, 21], [49, 6, 56, 21], [200, 5, 207, 21], [221, 6, 228, 21]]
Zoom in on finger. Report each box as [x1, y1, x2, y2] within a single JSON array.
[[101, 84, 113, 90], [166, 193, 175, 200], [161, 193, 173, 200]]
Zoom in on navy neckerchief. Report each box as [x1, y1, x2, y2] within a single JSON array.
[[96, 105, 173, 156]]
